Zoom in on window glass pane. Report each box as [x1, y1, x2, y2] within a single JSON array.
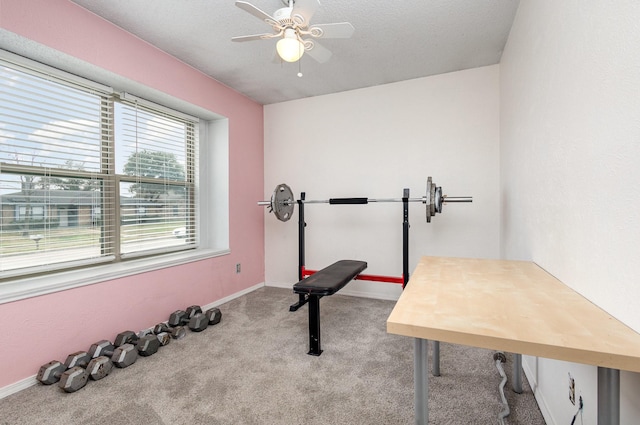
[[119, 181, 190, 254], [115, 103, 187, 181], [0, 173, 105, 273], [0, 65, 103, 172], [115, 100, 196, 257]]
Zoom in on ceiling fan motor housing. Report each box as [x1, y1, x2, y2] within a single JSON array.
[[273, 7, 292, 21], [273, 6, 306, 30]]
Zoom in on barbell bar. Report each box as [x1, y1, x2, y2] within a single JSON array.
[[258, 177, 472, 222]]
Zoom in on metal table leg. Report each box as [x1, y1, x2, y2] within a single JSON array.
[[414, 338, 429, 425], [432, 341, 441, 376], [512, 353, 523, 393], [598, 367, 620, 425]]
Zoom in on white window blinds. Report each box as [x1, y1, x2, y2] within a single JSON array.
[[0, 55, 199, 279], [116, 94, 198, 258], [0, 58, 115, 277]]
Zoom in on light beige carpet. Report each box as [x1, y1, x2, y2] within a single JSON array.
[[0, 287, 545, 424]]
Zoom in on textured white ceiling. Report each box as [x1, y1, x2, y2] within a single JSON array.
[[70, 0, 520, 105]]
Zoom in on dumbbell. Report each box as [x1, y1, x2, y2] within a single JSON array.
[[88, 340, 138, 368], [185, 306, 222, 328], [153, 323, 187, 340], [36, 361, 88, 393], [189, 307, 221, 331], [168, 305, 202, 327], [205, 307, 222, 325], [114, 331, 160, 356], [64, 351, 113, 381], [169, 305, 208, 332], [136, 328, 172, 347], [153, 331, 171, 347]]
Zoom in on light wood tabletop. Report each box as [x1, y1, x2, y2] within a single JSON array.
[[387, 256, 640, 373]]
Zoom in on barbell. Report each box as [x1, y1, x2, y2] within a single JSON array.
[[258, 177, 472, 222]]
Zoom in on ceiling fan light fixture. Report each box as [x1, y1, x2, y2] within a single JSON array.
[[276, 28, 304, 62], [233, 0, 353, 64]]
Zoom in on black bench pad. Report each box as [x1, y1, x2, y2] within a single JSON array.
[[293, 260, 368, 296]]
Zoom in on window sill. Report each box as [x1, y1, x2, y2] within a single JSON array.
[[0, 248, 230, 305]]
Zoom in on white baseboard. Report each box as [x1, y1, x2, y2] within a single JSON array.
[[202, 281, 265, 310], [339, 285, 401, 301], [0, 282, 266, 400], [265, 281, 292, 290], [0, 375, 37, 400]]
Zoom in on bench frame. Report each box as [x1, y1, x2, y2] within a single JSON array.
[[292, 260, 368, 355], [289, 189, 412, 355]]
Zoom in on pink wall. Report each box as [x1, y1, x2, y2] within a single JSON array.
[[0, 0, 265, 388]]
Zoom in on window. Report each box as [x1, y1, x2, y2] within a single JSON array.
[[115, 95, 198, 258], [16, 206, 45, 221], [0, 56, 199, 280]]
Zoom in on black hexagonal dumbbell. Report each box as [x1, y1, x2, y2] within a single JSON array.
[[58, 365, 90, 393], [187, 306, 222, 329], [167, 309, 190, 327], [153, 323, 187, 340], [204, 307, 222, 325], [136, 328, 172, 347], [36, 361, 88, 393], [168, 305, 202, 327], [114, 331, 160, 356], [88, 340, 138, 368], [189, 315, 208, 332], [151, 330, 172, 347], [169, 305, 208, 332], [64, 351, 113, 382]]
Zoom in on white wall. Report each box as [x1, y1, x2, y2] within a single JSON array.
[[264, 65, 500, 300], [501, 1, 640, 424]]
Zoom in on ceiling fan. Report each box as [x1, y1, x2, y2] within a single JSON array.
[[231, 0, 355, 63]]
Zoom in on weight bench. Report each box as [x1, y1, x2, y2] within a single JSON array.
[[290, 260, 367, 356]]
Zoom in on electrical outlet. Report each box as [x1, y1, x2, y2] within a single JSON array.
[[236, 263, 241, 274], [568, 373, 576, 405]]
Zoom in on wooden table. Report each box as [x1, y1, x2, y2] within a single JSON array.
[[387, 256, 640, 425]]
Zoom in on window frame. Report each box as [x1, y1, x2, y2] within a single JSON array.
[[0, 50, 230, 305]]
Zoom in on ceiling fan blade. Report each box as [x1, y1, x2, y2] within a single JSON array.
[[232, 33, 277, 42], [304, 40, 332, 63], [235, 1, 276, 24], [309, 22, 355, 39], [291, 0, 320, 26]]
